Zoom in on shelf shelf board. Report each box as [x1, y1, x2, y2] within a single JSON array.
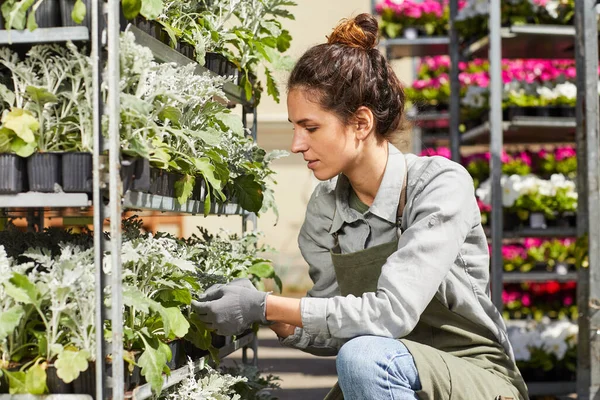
[[130, 333, 256, 400], [383, 37, 449, 58], [526, 381, 576, 396], [123, 191, 247, 216], [462, 117, 576, 145], [407, 111, 450, 122], [0, 27, 89, 45], [484, 227, 577, 238], [465, 24, 577, 59], [503, 271, 578, 283], [128, 25, 251, 107], [0, 192, 90, 208]]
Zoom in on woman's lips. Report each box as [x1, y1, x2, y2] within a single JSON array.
[[307, 160, 318, 169]]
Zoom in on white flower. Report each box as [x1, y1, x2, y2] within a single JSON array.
[[537, 86, 558, 101], [462, 86, 488, 109], [555, 82, 577, 99], [545, 0, 561, 19]]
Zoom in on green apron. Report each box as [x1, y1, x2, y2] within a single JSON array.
[[323, 170, 529, 400]]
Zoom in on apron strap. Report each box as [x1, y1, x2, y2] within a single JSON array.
[[396, 158, 409, 228]]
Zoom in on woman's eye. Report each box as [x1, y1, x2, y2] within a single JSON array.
[[306, 127, 318, 133]]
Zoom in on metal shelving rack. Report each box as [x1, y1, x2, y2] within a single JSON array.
[[372, 0, 599, 396], [462, 0, 600, 397], [0, 0, 259, 397]]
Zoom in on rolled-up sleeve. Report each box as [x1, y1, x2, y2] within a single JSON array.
[[278, 183, 344, 355], [300, 161, 476, 340]]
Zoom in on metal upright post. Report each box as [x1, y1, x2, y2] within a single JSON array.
[[107, 0, 124, 397], [574, 0, 600, 398], [91, 0, 108, 397], [448, 0, 460, 163], [488, 0, 504, 309]]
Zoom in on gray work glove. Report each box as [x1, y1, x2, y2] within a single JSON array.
[[191, 278, 269, 336]]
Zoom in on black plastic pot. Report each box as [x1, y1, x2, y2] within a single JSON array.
[[27, 153, 62, 192], [72, 363, 95, 398], [535, 107, 551, 118], [47, 364, 73, 394], [0, 154, 26, 194], [121, 157, 137, 193], [183, 339, 207, 361], [131, 158, 150, 192], [506, 106, 536, 119], [166, 339, 186, 370], [59, 0, 92, 29], [192, 178, 206, 201], [149, 168, 162, 195], [178, 43, 195, 60], [558, 105, 576, 118], [0, 374, 8, 394], [62, 152, 92, 193], [503, 212, 521, 230], [211, 332, 226, 348], [547, 212, 577, 228], [205, 53, 227, 75], [133, 16, 161, 40], [31, 0, 61, 28]]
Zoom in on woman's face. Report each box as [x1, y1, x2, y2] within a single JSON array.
[[287, 88, 358, 181]]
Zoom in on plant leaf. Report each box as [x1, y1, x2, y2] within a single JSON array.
[[174, 175, 194, 205], [0, 305, 24, 342], [140, 0, 163, 20], [0, 83, 16, 107], [55, 349, 90, 383], [2, 108, 38, 143], [10, 137, 36, 157], [71, 0, 86, 24], [216, 111, 244, 137], [163, 307, 189, 338], [138, 342, 168, 394], [233, 175, 263, 213], [248, 262, 274, 279], [5, 370, 27, 394], [26, 86, 58, 105], [265, 68, 280, 103], [4, 273, 38, 305], [24, 363, 46, 394], [194, 157, 221, 192], [121, 0, 141, 20]]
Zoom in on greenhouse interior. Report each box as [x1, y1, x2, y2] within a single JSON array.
[[0, 0, 598, 399]]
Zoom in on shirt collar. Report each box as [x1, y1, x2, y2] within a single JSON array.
[[329, 143, 407, 234]]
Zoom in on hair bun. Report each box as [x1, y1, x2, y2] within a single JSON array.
[[327, 13, 378, 50]]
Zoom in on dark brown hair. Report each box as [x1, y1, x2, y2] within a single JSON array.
[[288, 13, 409, 142]]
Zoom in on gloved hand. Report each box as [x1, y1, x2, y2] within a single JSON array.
[[191, 278, 269, 336]]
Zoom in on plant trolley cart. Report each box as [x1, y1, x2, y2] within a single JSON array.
[[0, 0, 268, 398]]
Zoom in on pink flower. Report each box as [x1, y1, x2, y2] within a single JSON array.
[[516, 151, 532, 166], [477, 198, 492, 213], [521, 293, 531, 307], [555, 146, 576, 161], [419, 147, 451, 159], [564, 295, 574, 306], [524, 238, 544, 249], [502, 245, 526, 260]]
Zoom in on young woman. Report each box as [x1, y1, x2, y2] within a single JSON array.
[[193, 13, 528, 400]]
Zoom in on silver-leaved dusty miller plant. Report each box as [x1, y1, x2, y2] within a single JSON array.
[[168, 358, 246, 400]]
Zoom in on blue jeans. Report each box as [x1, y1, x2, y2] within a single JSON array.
[[336, 336, 422, 400]]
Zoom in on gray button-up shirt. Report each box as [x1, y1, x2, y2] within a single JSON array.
[[280, 143, 514, 361]]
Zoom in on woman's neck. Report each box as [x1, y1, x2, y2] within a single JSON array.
[[345, 140, 389, 206]]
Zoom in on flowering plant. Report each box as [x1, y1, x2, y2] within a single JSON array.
[[476, 174, 577, 221], [503, 282, 577, 321], [537, 146, 577, 179], [507, 318, 577, 381], [376, 0, 450, 38], [499, 238, 577, 273]]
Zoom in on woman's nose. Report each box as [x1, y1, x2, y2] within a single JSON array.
[[291, 130, 308, 154]]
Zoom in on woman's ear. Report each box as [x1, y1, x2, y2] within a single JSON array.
[[353, 106, 375, 141]]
